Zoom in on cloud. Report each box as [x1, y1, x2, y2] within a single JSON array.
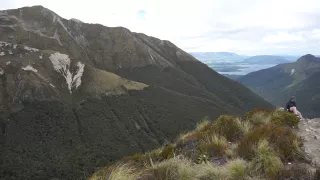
[[262, 32, 305, 43], [1, 0, 320, 55]]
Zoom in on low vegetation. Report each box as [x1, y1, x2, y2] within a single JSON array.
[[90, 108, 318, 180]]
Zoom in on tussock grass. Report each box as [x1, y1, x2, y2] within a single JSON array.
[[249, 139, 284, 179], [213, 115, 243, 141], [195, 163, 228, 180], [235, 118, 253, 135], [178, 117, 212, 143], [177, 131, 196, 143], [90, 163, 141, 180], [270, 111, 300, 128], [195, 117, 211, 132], [146, 148, 162, 160], [90, 108, 312, 180], [195, 159, 249, 180], [159, 143, 177, 160], [225, 158, 248, 180], [226, 143, 238, 159], [247, 111, 271, 126], [198, 134, 228, 156], [148, 157, 197, 180], [238, 124, 303, 161]]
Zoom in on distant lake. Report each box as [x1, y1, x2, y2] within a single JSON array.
[[209, 63, 277, 75]]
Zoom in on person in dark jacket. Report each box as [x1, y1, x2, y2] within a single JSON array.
[[285, 96, 303, 119]]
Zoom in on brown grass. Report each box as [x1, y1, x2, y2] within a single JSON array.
[[198, 134, 228, 156], [238, 124, 303, 161], [212, 115, 243, 141]]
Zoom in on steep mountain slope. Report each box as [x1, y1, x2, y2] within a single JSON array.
[[239, 55, 296, 64], [0, 6, 273, 180], [238, 54, 320, 117]]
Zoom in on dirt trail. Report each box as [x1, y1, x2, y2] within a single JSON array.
[[298, 118, 320, 166]]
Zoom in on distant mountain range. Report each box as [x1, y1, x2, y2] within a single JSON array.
[[238, 54, 320, 117], [190, 52, 299, 64], [189, 52, 248, 63], [191, 52, 300, 76], [239, 55, 299, 65]]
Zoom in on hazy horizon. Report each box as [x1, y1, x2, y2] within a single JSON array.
[[1, 0, 320, 56]]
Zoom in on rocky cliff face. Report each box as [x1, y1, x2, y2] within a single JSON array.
[[0, 6, 273, 180]]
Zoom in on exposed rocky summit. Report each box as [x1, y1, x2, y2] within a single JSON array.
[[0, 6, 273, 179]]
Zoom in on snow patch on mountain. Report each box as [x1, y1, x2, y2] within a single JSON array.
[[6, 61, 11, 65], [22, 65, 38, 73], [0, 52, 5, 56], [0, 68, 4, 75]]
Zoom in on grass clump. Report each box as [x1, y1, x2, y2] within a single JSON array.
[[196, 163, 228, 180], [159, 143, 178, 160], [178, 131, 199, 143], [198, 134, 228, 156], [90, 163, 141, 180], [226, 143, 238, 159], [148, 157, 197, 180], [195, 116, 211, 132], [243, 108, 273, 120], [225, 158, 248, 180], [123, 153, 149, 164], [247, 111, 271, 126], [235, 118, 253, 135], [243, 108, 274, 126], [196, 159, 249, 180], [238, 124, 303, 161], [270, 111, 300, 128], [249, 139, 284, 179], [213, 115, 243, 141]]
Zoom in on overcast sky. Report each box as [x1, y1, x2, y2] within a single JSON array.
[[1, 0, 320, 55]]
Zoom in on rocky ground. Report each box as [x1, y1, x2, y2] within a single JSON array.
[[299, 118, 320, 167]]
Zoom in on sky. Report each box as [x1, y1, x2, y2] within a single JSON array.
[[1, 0, 320, 56]]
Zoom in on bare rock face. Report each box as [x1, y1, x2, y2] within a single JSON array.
[[0, 6, 273, 180], [299, 118, 320, 166]]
